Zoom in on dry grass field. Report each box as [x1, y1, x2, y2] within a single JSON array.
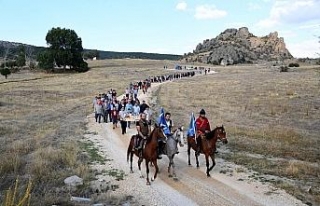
[[156, 65, 320, 205], [1, 60, 319, 205], [0, 59, 178, 205]]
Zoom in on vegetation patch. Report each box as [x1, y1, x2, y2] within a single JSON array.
[[80, 140, 107, 164], [103, 169, 126, 181]]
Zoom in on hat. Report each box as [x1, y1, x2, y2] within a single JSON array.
[[200, 109, 206, 115]]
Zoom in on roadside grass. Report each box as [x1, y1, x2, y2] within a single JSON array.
[[80, 140, 107, 164], [0, 59, 179, 205], [156, 65, 320, 205]]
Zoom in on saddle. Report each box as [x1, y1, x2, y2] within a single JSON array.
[[133, 135, 147, 151]]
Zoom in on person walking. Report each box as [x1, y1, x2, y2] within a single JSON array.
[[94, 98, 103, 123], [119, 107, 127, 135]]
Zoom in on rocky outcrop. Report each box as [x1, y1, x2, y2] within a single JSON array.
[[184, 27, 293, 65]]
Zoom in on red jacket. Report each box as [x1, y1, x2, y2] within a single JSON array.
[[196, 116, 211, 135]]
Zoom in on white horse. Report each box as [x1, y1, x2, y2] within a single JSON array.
[[165, 126, 184, 179]]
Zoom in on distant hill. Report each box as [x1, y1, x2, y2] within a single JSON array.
[[184, 27, 293, 65], [0, 40, 181, 61]]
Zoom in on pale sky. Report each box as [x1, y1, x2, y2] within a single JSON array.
[[0, 0, 319, 58]]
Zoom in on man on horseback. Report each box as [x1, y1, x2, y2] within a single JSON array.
[[195, 109, 211, 156], [164, 112, 180, 154], [135, 113, 150, 157]]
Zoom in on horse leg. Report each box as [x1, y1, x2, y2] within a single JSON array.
[[205, 154, 211, 177], [168, 156, 173, 177], [171, 155, 177, 179], [187, 143, 191, 166], [145, 160, 150, 185], [151, 160, 159, 182], [138, 157, 144, 178], [208, 153, 216, 173], [168, 159, 171, 176], [195, 152, 200, 168], [130, 152, 134, 173]]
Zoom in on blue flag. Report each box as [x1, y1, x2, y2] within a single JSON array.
[[187, 113, 196, 136], [158, 108, 171, 135]]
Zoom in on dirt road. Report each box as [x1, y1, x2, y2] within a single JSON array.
[[85, 78, 306, 205]]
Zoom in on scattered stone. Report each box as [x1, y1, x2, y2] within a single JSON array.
[[70, 196, 91, 202], [64, 175, 83, 187]]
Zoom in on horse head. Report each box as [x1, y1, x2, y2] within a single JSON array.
[[205, 125, 228, 144], [215, 125, 228, 144], [152, 123, 167, 141], [173, 126, 184, 147]]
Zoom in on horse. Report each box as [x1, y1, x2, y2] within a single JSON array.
[[164, 126, 184, 179], [127, 124, 167, 185], [187, 126, 228, 177]]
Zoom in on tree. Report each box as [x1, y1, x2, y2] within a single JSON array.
[[45, 27, 87, 70], [0, 68, 11, 79], [37, 50, 54, 70], [16, 45, 26, 67]]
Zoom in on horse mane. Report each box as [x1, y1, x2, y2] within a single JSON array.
[[146, 127, 156, 143], [205, 126, 223, 140]]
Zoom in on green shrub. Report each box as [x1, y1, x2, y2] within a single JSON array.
[[288, 63, 300, 67], [74, 61, 89, 72], [280, 66, 289, 72], [0, 68, 11, 79]]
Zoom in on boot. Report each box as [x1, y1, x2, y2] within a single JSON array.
[[135, 139, 142, 150], [157, 147, 162, 159]]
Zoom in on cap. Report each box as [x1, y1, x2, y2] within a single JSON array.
[[200, 109, 206, 115]]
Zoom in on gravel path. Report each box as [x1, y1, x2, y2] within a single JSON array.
[[85, 74, 306, 206]]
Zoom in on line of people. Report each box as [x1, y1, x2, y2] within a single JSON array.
[[92, 71, 199, 138]]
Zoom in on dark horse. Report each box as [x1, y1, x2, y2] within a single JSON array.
[[187, 126, 228, 177], [127, 124, 167, 185]]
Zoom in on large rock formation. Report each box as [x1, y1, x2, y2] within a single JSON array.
[[184, 27, 293, 65]]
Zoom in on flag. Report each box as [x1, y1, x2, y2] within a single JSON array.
[[187, 113, 196, 136], [158, 107, 171, 135]]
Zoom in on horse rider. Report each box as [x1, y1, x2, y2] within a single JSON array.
[[195, 109, 211, 155], [164, 112, 179, 154], [135, 113, 150, 157]]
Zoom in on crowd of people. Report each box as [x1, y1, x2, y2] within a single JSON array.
[[92, 70, 197, 129], [92, 69, 217, 158]]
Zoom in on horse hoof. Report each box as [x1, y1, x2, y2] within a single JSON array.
[[168, 174, 173, 178], [130, 170, 134, 173], [207, 174, 211, 177], [173, 177, 179, 181], [140, 175, 144, 178], [151, 178, 154, 182]]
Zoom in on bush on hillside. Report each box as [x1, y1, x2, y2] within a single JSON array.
[[0, 68, 11, 79], [280, 66, 289, 72], [288, 63, 300, 67]]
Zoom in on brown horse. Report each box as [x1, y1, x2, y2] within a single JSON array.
[[127, 124, 167, 185], [187, 126, 228, 177]]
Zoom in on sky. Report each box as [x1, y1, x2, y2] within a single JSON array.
[[0, 0, 319, 58]]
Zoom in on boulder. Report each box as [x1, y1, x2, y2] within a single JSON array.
[[64, 175, 83, 187]]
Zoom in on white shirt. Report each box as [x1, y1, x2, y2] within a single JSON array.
[[144, 109, 152, 121]]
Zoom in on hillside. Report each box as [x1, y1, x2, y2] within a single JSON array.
[[184, 27, 293, 65], [0, 40, 181, 61]]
